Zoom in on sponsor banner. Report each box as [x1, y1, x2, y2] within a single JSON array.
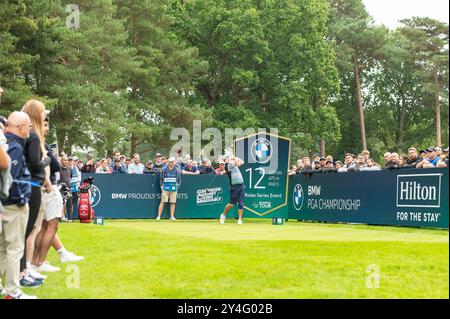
[[235, 133, 291, 218], [288, 168, 449, 229], [81, 174, 158, 218], [81, 174, 231, 219]]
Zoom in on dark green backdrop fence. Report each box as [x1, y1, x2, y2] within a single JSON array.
[[288, 168, 448, 229], [82, 168, 449, 228]]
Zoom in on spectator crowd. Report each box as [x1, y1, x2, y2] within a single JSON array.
[[72, 151, 231, 177], [70, 145, 449, 178], [289, 147, 449, 175]]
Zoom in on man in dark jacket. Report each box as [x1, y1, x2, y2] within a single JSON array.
[[0, 111, 36, 299], [59, 155, 71, 222], [403, 147, 422, 169], [199, 160, 215, 175], [297, 157, 314, 175], [112, 158, 127, 174]]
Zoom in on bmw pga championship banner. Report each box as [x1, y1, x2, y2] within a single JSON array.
[[288, 168, 449, 229], [234, 133, 291, 218]]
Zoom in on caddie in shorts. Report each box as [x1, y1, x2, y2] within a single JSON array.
[[157, 157, 180, 221]]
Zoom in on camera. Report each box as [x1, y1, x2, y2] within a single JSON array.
[[58, 182, 71, 204]]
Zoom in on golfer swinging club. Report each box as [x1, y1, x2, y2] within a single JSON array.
[[220, 154, 245, 225]]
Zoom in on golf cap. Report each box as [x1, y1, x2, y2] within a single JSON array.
[[444, 147, 449, 152], [155, 153, 162, 157], [168, 157, 175, 162], [320, 157, 326, 161], [426, 147, 435, 153]]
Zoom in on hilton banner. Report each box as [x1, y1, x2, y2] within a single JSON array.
[[288, 168, 449, 229]]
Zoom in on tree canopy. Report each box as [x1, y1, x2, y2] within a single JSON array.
[[0, 0, 448, 162]]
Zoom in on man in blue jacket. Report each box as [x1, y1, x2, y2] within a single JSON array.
[[0, 111, 36, 299], [156, 157, 180, 221]]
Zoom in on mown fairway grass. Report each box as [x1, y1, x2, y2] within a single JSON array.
[[24, 219, 449, 299]]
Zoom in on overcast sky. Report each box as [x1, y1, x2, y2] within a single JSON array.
[[363, 0, 449, 29]]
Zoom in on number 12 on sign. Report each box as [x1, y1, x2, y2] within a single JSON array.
[[245, 167, 266, 189]]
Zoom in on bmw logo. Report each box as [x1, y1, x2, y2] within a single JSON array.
[[91, 185, 101, 207], [293, 184, 304, 211], [250, 138, 273, 164]]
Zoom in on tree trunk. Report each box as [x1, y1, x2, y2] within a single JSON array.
[[57, 132, 65, 156], [434, 68, 441, 147], [320, 139, 325, 157], [353, 56, 367, 151], [131, 133, 138, 157], [397, 108, 405, 153]]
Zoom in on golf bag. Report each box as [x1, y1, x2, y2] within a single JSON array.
[[78, 176, 95, 223]]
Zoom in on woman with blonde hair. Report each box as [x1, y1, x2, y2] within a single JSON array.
[[20, 99, 52, 287]]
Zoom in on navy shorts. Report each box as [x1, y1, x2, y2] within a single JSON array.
[[229, 184, 245, 210]]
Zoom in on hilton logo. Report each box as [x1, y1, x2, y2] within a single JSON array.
[[396, 174, 442, 208]]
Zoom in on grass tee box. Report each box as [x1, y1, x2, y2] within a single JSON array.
[[28, 219, 449, 299]]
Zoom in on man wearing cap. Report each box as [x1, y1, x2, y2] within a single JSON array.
[[153, 153, 164, 172], [199, 160, 215, 175], [157, 157, 180, 221], [313, 160, 322, 172], [143, 161, 157, 174], [319, 157, 326, 169], [417, 147, 439, 168], [323, 160, 336, 173], [220, 155, 245, 225], [111, 158, 127, 174]]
